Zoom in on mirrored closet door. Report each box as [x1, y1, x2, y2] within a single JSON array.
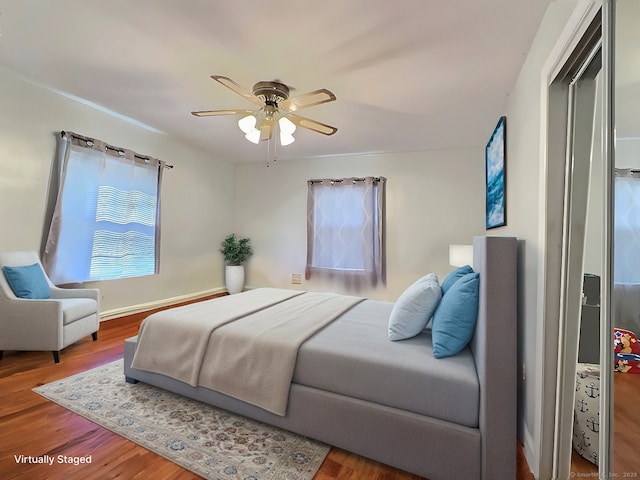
[[571, 0, 640, 475], [612, 0, 640, 475], [571, 63, 604, 476], [557, 27, 604, 478], [557, 1, 640, 477]]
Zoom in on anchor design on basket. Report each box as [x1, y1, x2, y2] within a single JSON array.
[[575, 439, 586, 455], [584, 381, 599, 398], [586, 415, 599, 433], [578, 431, 591, 449], [577, 396, 589, 413]]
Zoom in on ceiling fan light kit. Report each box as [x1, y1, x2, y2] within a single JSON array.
[[279, 117, 296, 135], [192, 75, 337, 164], [238, 114, 257, 134]]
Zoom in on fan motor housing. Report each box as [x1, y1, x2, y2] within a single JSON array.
[[252, 81, 290, 104]]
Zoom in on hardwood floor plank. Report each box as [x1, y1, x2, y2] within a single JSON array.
[[613, 372, 640, 475], [0, 296, 531, 480]]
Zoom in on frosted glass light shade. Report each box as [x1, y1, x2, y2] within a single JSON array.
[[245, 130, 260, 144], [279, 117, 296, 135], [239, 113, 296, 146], [280, 133, 295, 146], [238, 115, 257, 134], [449, 244, 473, 267]]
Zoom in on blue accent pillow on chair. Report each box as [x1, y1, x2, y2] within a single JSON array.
[[440, 264, 474, 295], [431, 272, 480, 358], [2, 263, 52, 299], [388, 273, 442, 341]]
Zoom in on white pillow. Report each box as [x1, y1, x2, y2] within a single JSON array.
[[388, 273, 442, 341]]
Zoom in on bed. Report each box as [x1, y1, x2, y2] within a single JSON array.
[[123, 235, 517, 480]]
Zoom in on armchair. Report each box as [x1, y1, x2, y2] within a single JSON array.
[[0, 251, 100, 363]]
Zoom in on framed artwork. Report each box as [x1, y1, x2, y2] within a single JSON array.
[[485, 116, 506, 229]]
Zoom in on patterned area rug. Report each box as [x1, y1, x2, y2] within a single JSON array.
[[33, 359, 329, 480]]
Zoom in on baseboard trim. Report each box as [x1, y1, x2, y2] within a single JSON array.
[[99, 287, 227, 321]]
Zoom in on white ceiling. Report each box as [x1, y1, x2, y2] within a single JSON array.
[[0, 0, 552, 163]]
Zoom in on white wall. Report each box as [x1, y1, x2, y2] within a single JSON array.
[[499, 0, 580, 476], [584, 72, 604, 277], [234, 149, 485, 302], [616, 138, 640, 168], [0, 3, 597, 473], [0, 67, 235, 313], [584, 67, 640, 277]]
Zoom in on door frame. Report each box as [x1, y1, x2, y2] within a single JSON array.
[[533, 0, 610, 478]]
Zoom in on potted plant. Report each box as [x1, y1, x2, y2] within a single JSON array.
[[220, 234, 253, 294]]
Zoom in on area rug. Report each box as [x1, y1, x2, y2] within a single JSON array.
[[33, 359, 329, 480]]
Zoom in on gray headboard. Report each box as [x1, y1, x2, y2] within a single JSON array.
[[471, 235, 517, 480]]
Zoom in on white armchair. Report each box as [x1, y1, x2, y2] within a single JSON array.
[[0, 251, 100, 363]]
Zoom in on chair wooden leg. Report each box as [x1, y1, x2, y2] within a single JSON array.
[[52, 351, 60, 363], [92, 332, 98, 341], [0, 351, 3, 360]]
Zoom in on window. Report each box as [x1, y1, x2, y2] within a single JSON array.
[[42, 132, 166, 284], [614, 169, 640, 283], [305, 177, 386, 287]]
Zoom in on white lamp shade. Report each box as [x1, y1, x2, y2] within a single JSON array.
[[239, 113, 296, 147], [245, 130, 260, 144], [279, 116, 296, 135], [280, 133, 295, 146], [449, 244, 473, 267], [238, 115, 257, 134]]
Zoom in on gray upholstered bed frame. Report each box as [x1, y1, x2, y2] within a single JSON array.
[[123, 236, 517, 480]]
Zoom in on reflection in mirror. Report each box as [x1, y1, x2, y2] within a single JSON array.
[[613, 0, 640, 475], [571, 68, 604, 476], [545, 9, 604, 476]]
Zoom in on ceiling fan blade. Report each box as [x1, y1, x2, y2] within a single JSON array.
[[191, 109, 254, 117], [211, 75, 264, 106], [280, 89, 336, 112], [287, 114, 338, 136]]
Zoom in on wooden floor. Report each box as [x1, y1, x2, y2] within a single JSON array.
[[0, 299, 532, 480]]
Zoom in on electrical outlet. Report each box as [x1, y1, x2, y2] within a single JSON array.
[[291, 273, 302, 285]]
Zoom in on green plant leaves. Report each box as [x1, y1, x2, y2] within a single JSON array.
[[219, 234, 253, 266]]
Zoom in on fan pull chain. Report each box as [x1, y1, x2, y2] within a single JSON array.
[[266, 135, 271, 167], [265, 125, 278, 168], [273, 126, 277, 164]]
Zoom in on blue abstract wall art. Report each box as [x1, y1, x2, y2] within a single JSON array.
[[485, 116, 506, 229]]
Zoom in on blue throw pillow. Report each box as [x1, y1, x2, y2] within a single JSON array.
[[440, 264, 474, 294], [431, 272, 480, 358], [388, 273, 442, 341], [2, 263, 52, 299]]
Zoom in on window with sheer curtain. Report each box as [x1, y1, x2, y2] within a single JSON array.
[[614, 169, 640, 284], [42, 132, 165, 284], [305, 177, 386, 288]]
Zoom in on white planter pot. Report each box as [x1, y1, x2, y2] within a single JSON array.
[[225, 265, 245, 294]]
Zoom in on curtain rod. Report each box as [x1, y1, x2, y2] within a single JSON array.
[[308, 176, 384, 185], [61, 131, 174, 169], [615, 167, 640, 175]]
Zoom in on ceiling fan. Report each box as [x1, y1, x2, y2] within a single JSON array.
[[192, 75, 338, 146]]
